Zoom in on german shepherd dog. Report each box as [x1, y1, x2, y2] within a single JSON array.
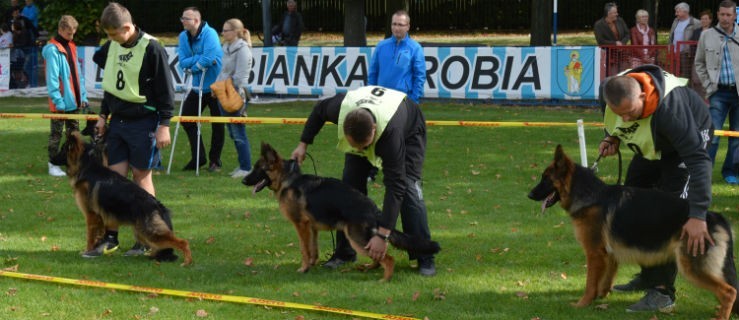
[[66, 131, 192, 266], [242, 142, 441, 281], [528, 145, 738, 319]]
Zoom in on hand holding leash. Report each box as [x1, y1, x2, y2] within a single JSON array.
[[598, 136, 620, 157], [681, 218, 715, 256], [291, 142, 308, 165]]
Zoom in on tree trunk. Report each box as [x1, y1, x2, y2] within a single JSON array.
[[344, 0, 367, 46], [385, 0, 408, 39], [530, 0, 553, 46]]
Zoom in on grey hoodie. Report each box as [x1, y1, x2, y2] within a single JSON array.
[[217, 38, 251, 90]]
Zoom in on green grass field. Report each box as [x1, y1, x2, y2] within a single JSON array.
[[1, 97, 738, 319]]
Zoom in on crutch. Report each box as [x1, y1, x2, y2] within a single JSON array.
[[195, 67, 207, 177], [167, 70, 192, 175]]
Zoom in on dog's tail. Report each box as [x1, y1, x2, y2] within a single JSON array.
[[388, 230, 441, 255], [151, 202, 178, 262], [709, 211, 739, 315]]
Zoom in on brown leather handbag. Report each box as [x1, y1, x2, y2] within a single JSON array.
[[210, 78, 243, 112]]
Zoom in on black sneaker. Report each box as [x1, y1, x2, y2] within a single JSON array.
[[123, 242, 149, 256], [82, 237, 119, 258], [208, 161, 222, 173], [322, 254, 356, 269], [418, 258, 436, 276], [183, 159, 206, 171], [613, 274, 648, 292]]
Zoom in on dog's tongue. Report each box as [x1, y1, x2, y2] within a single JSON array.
[[252, 179, 267, 194], [540, 200, 548, 215]]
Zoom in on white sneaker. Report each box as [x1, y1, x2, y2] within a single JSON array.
[[230, 169, 250, 178], [48, 162, 66, 177]]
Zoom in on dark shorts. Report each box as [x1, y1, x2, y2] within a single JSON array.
[[107, 114, 159, 170]]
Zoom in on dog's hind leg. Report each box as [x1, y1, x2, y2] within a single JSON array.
[[149, 233, 192, 266], [678, 226, 737, 320]]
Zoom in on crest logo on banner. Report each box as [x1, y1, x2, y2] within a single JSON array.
[[555, 48, 594, 97]]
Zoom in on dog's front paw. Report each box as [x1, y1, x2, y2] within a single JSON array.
[[297, 266, 310, 273], [571, 299, 592, 308]]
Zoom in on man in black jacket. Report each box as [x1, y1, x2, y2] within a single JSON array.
[[599, 65, 714, 313], [291, 86, 437, 276], [272, 0, 303, 46]]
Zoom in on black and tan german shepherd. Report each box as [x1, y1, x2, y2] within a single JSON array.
[[66, 131, 192, 266], [528, 145, 738, 319], [242, 142, 440, 281]]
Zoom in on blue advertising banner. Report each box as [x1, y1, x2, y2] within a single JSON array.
[[78, 45, 601, 101]]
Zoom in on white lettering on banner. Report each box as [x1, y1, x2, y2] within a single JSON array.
[[79, 46, 600, 100]]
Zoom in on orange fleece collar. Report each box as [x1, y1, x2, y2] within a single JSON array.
[[626, 72, 659, 118]]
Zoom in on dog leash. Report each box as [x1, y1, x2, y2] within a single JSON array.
[[592, 142, 623, 185], [298, 152, 337, 253]]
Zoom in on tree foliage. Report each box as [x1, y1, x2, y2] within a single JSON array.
[[38, 0, 107, 46]]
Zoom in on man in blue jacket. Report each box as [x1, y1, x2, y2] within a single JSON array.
[[368, 10, 426, 104], [42, 15, 88, 177], [177, 7, 224, 172]]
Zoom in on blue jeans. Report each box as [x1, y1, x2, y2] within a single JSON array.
[[219, 103, 252, 171], [708, 89, 739, 178]]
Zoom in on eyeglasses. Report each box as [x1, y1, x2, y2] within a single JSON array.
[[180, 16, 194, 22], [391, 23, 408, 27]]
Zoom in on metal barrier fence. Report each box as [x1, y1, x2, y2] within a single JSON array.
[[600, 41, 698, 79]]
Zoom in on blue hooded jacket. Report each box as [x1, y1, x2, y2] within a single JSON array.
[[368, 34, 426, 103], [177, 21, 222, 93], [42, 38, 87, 112]]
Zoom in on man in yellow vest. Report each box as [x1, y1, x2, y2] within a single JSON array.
[[599, 65, 714, 312], [291, 86, 437, 276]]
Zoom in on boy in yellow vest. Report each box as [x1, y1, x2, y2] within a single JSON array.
[[599, 65, 714, 312], [89, 2, 175, 258], [291, 86, 437, 276]]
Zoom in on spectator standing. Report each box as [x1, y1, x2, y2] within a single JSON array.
[[630, 9, 656, 67], [90, 2, 175, 257], [600, 65, 714, 313], [272, 0, 303, 46], [291, 86, 437, 276], [0, 23, 12, 48], [694, 0, 739, 185], [177, 7, 224, 172], [20, 0, 37, 28], [3, 0, 18, 23], [696, 9, 714, 39], [594, 2, 629, 45], [368, 10, 426, 104], [215, 18, 253, 178], [671, 3, 703, 96], [42, 15, 88, 177], [9, 18, 29, 88], [19, 0, 37, 87]]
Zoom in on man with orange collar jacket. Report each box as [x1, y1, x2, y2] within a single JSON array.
[[598, 64, 714, 313]]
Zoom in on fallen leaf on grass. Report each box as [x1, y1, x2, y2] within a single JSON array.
[[196, 309, 208, 317], [6, 288, 17, 296], [515, 291, 528, 299], [471, 170, 480, 175], [205, 236, 215, 244], [149, 306, 159, 315], [560, 273, 568, 280], [595, 303, 608, 310], [385, 297, 393, 304], [243, 257, 254, 266], [244, 211, 251, 219], [50, 245, 60, 252], [41, 236, 47, 242], [411, 291, 420, 301], [295, 316, 305, 320], [101, 309, 112, 317]]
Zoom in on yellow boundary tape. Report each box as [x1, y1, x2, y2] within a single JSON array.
[[3, 113, 737, 137], [0, 270, 419, 320]]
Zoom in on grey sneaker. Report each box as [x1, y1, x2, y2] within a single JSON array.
[[82, 237, 119, 258], [123, 242, 149, 256], [626, 289, 675, 313]]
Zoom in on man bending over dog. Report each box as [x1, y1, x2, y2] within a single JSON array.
[[599, 64, 714, 312], [291, 85, 437, 276], [89, 2, 175, 258]]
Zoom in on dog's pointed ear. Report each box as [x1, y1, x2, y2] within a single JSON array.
[[261, 142, 280, 165], [553, 144, 572, 176]]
